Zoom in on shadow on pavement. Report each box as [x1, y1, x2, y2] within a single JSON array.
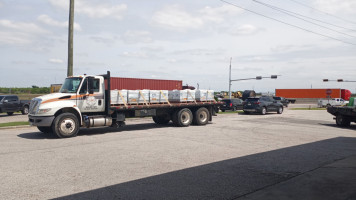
[[53, 137, 356, 200]]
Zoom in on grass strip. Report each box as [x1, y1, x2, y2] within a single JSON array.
[[0, 121, 30, 127], [218, 110, 244, 114], [290, 108, 326, 110]]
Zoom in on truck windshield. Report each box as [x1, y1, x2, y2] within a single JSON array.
[[59, 77, 83, 93]]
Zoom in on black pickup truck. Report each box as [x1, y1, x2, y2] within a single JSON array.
[[327, 106, 356, 127], [0, 95, 30, 115]]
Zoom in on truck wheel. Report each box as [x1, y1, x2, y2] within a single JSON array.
[[193, 107, 209, 125], [277, 106, 283, 114], [21, 106, 29, 115], [232, 107, 237, 111], [152, 115, 170, 125], [336, 115, 351, 127], [261, 107, 267, 115], [52, 113, 79, 138], [37, 126, 52, 134], [7, 112, 14, 116], [172, 108, 193, 127]]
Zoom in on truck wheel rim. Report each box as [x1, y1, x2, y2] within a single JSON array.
[[24, 107, 28, 114], [199, 112, 208, 122], [181, 112, 190, 125], [60, 118, 76, 135], [262, 108, 266, 114]]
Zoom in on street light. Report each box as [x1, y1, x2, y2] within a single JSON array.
[[323, 79, 356, 82], [228, 73, 280, 99]]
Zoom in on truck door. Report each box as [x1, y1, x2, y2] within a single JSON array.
[[77, 77, 105, 113], [3, 96, 16, 112]]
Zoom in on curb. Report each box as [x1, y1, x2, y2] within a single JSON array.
[[0, 125, 31, 130]]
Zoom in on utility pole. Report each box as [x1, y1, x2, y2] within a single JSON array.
[[228, 57, 232, 99], [67, 0, 74, 77]]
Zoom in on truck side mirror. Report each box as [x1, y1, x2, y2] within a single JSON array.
[[87, 77, 95, 94]]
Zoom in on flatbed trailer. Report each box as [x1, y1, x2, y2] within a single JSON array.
[[29, 71, 221, 138], [327, 106, 356, 127]]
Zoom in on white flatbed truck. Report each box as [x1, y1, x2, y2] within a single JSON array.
[[28, 71, 221, 138]]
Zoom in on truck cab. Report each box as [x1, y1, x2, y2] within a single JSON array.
[[29, 74, 108, 137]]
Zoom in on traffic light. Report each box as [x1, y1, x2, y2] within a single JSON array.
[[256, 76, 262, 80], [271, 75, 278, 79], [337, 79, 343, 82], [323, 79, 329, 82]]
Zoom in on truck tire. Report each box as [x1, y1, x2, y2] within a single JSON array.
[[152, 115, 170, 125], [22, 106, 29, 115], [52, 113, 80, 138], [336, 115, 351, 127], [37, 126, 52, 134], [172, 108, 193, 127], [193, 107, 209, 125], [7, 112, 14, 116], [277, 106, 283, 114], [261, 107, 267, 115]]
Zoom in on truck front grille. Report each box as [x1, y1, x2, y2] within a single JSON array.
[[29, 98, 41, 115]]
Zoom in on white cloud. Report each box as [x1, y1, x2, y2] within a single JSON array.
[[199, 4, 243, 23], [0, 19, 47, 34], [48, 58, 64, 64], [48, 0, 127, 20], [121, 30, 153, 44], [121, 51, 148, 58], [152, 5, 204, 31], [37, 15, 81, 31], [0, 19, 49, 45], [152, 4, 243, 31], [230, 24, 261, 35], [314, 0, 356, 14]]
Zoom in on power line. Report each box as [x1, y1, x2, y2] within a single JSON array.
[[254, 1, 356, 33], [219, 0, 356, 46], [287, 0, 356, 26], [252, 0, 356, 38]]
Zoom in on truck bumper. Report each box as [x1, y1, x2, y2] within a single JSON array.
[[28, 115, 55, 127]]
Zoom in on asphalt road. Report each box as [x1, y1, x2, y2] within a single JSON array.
[[0, 109, 356, 199]]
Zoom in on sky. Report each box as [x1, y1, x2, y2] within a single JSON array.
[[0, 0, 356, 93]]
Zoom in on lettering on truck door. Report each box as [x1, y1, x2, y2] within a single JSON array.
[[77, 77, 105, 113]]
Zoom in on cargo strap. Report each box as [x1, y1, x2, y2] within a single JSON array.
[[118, 91, 128, 108], [187, 90, 197, 104], [139, 90, 149, 106], [160, 90, 171, 106]]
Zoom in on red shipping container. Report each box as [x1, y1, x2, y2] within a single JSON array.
[[106, 77, 182, 90], [275, 89, 342, 99]]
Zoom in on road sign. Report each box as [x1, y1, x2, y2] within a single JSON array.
[[326, 89, 332, 95]]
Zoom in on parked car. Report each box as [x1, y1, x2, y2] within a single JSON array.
[[220, 98, 243, 112], [0, 95, 30, 115], [317, 98, 348, 108], [273, 96, 289, 107], [243, 96, 284, 115]]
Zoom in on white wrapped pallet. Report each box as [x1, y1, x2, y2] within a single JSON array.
[[168, 90, 195, 102], [128, 90, 150, 104], [110, 90, 128, 104], [186, 90, 195, 102], [195, 89, 208, 101], [138, 90, 150, 104], [159, 90, 169, 103], [128, 90, 139, 104], [110, 90, 118, 104], [207, 90, 214, 101], [150, 90, 160, 103]]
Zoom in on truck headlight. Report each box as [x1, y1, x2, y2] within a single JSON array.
[[37, 108, 51, 114]]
